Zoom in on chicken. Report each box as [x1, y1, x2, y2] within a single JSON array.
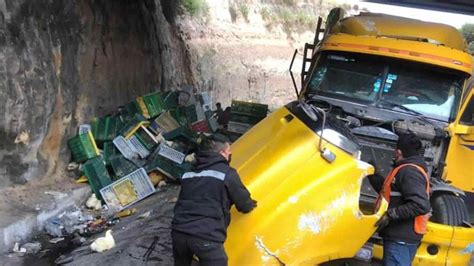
[[85, 194, 102, 211], [90, 230, 115, 252]]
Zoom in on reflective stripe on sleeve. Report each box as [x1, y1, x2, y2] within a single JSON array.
[[181, 170, 226, 181]]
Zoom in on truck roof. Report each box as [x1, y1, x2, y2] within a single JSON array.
[[330, 13, 467, 52]]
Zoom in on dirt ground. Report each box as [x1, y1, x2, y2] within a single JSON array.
[[1, 182, 472, 266], [1, 184, 179, 266], [0, 170, 86, 233]]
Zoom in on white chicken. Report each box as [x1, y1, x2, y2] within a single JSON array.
[[85, 194, 102, 211], [90, 230, 115, 252]]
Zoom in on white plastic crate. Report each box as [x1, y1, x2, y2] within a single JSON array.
[[128, 135, 150, 159], [113, 136, 138, 160], [158, 143, 185, 164], [228, 121, 252, 134], [100, 168, 155, 211]]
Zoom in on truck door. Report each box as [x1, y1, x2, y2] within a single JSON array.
[[445, 88, 474, 195]]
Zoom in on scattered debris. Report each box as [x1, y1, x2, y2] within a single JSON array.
[[44, 207, 94, 237], [115, 208, 137, 218], [45, 191, 68, 200], [49, 237, 65, 244], [13, 243, 26, 253], [75, 175, 88, 183], [138, 211, 151, 220], [45, 220, 63, 238], [21, 242, 42, 254], [90, 230, 115, 252]]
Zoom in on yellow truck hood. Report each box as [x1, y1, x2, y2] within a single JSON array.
[[226, 106, 383, 265]]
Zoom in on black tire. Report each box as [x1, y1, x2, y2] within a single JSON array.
[[430, 194, 470, 226]]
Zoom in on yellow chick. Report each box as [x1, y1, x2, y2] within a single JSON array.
[[86, 194, 102, 211], [90, 230, 115, 252]]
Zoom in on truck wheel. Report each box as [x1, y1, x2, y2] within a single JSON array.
[[430, 194, 469, 226]]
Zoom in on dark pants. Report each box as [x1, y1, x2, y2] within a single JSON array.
[[172, 230, 228, 266], [383, 240, 419, 266]]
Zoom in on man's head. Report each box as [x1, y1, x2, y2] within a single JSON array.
[[200, 134, 232, 162], [216, 102, 222, 110], [394, 132, 423, 162]]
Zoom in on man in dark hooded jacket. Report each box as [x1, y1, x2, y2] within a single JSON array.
[[171, 134, 257, 266], [369, 132, 431, 266]]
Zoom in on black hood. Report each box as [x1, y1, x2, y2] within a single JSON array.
[[195, 151, 228, 170], [395, 155, 428, 173]]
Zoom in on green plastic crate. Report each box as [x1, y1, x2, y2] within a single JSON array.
[[229, 113, 264, 125], [163, 91, 180, 110], [169, 108, 188, 126], [134, 127, 157, 151], [83, 157, 113, 200], [145, 152, 192, 180], [169, 104, 198, 126], [109, 155, 139, 179], [143, 91, 164, 118], [231, 100, 268, 118], [183, 104, 198, 124], [118, 113, 147, 137], [120, 101, 142, 122], [103, 141, 119, 165], [91, 116, 121, 143], [68, 132, 99, 163], [163, 126, 197, 144]]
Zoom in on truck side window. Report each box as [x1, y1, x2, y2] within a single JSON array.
[[460, 97, 474, 125]]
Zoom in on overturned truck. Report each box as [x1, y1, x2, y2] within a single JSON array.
[[225, 10, 474, 265]]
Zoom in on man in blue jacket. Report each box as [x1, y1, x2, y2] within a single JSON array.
[[171, 134, 257, 266]]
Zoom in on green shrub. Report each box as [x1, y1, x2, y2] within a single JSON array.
[[183, 0, 209, 17], [260, 7, 271, 21], [239, 4, 250, 22]]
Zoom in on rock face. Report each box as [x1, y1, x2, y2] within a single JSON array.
[[0, 0, 192, 188]]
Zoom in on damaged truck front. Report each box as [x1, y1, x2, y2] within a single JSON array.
[[224, 9, 474, 265]]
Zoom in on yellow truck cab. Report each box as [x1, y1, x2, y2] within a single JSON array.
[[225, 9, 474, 265]]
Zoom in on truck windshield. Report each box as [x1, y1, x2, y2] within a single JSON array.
[[306, 51, 465, 122]]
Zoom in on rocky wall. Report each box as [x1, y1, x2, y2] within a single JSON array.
[[0, 0, 192, 188]]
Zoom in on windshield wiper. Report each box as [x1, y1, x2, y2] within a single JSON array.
[[377, 99, 425, 117], [377, 99, 445, 133]]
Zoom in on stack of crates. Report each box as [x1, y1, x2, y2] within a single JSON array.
[[228, 100, 268, 135], [67, 131, 100, 163], [82, 157, 113, 200]]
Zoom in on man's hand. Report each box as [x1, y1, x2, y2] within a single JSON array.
[[375, 212, 391, 232], [251, 199, 257, 208]]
